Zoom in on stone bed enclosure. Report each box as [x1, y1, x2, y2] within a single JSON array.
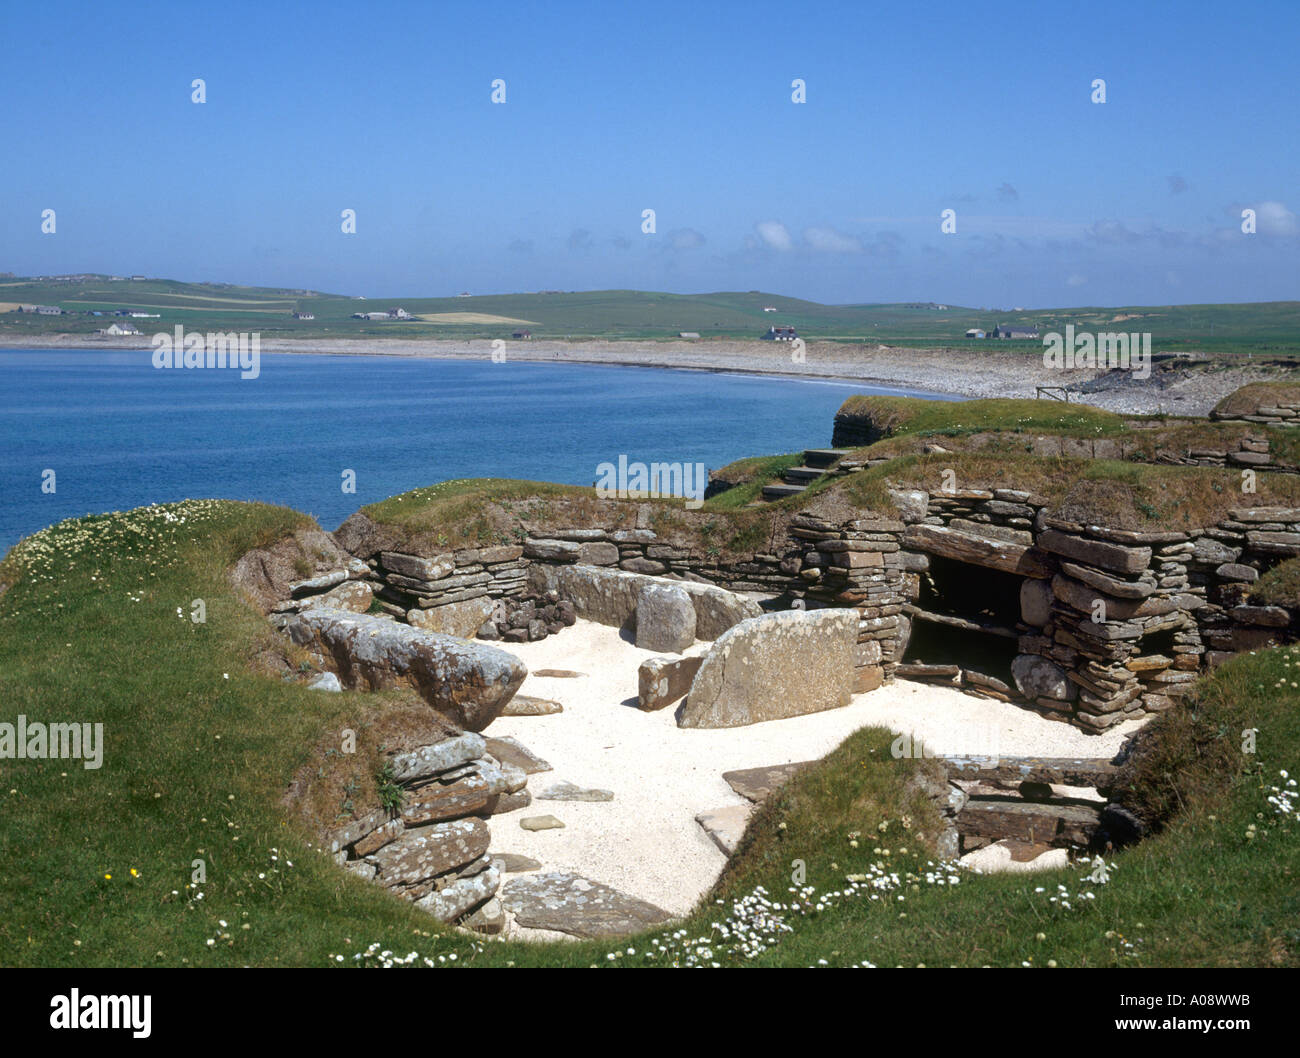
[[321, 496, 1300, 736], [244, 389, 1300, 933]]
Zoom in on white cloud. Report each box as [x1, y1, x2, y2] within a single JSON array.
[[755, 220, 793, 251], [1254, 201, 1298, 236], [803, 226, 861, 253]]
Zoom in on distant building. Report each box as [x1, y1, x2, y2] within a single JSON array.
[[128, 312, 160, 318], [512, 330, 532, 339], [388, 308, 411, 320], [99, 322, 140, 336], [761, 326, 798, 342], [20, 304, 63, 315], [762, 306, 777, 312], [965, 328, 986, 339], [456, 292, 472, 298], [678, 331, 700, 339], [992, 324, 1039, 339], [292, 311, 315, 320]]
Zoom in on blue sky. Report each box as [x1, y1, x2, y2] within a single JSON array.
[[1, 0, 1296, 307]]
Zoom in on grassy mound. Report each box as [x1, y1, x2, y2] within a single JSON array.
[[0, 502, 487, 968], [1213, 381, 1300, 418], [835, 396, 1129, 441]]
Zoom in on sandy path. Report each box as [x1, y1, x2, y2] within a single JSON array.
[[486, 620, 1144, 933]]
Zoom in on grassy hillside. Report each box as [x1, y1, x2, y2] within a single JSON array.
[[2, 274, 1299, 353]]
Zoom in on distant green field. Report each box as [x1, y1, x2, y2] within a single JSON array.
[[2, 274, 1298, 355]]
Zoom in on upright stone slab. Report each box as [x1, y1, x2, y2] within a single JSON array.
[[678, 609, 857, 728], [635, 582, 696, 653], [284, 608, 526, 731]]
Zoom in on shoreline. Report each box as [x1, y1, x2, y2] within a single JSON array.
[[2, 333, 1291, 415]]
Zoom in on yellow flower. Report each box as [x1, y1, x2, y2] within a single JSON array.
[[130, 868, 139, 877], [104, 873, 112, 880]]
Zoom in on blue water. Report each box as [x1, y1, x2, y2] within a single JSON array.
[[0, 350, 957, 552]]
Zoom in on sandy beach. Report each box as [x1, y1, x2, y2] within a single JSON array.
[[5, 332, 1285, 417], [486, 619, 1143, 940]]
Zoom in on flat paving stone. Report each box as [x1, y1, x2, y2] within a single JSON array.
[[500, 871, 674, 938]]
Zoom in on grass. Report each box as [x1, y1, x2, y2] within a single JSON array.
[[4, 274, 1300, 350], [1, 497, 1297, 968]]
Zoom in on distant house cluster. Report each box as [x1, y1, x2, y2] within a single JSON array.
[[512, 330, 532, 339], [19, 304, 63, 315], [967, 323, 1040, 340], [292, 311, 315, 320], [351, 307, 412, 321], [761, 325, 798, 342], [98, 321, 140, 336]]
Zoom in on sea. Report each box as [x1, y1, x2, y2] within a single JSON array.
[[0, 349, 958, 553]]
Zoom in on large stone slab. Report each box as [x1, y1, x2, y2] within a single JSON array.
[[381, 551, 455, 582], [388, 733, 486, 784], [678, 609, 857, 728], [721, 761, 816, 803], [406, 596, 496, 638], [1037, 529, 1151, 574], [500, 871, 674, 938], [902, 523, 1053, 577], [696, 804, 753, 855], [300, 579, 374, 613], [526, 563, 760, 640], [415, 861, 501, 922], [635, 582, 696, 653], [637, 655, 703, 711], [368, 818, 491, 888], [485, 735, 552, 774], [284, 608, 526, 731]]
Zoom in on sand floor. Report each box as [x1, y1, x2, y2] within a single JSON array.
[[486, 619, 1144, 936]]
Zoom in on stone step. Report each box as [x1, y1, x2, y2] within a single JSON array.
[[804, 448, 850, 468], [944, 755, 1118, 791], [957, 800, 1102, 849], [761, 483, 807, 500], [783, 466, 827, 483]]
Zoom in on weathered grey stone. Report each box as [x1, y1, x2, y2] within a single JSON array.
[[485, 735, 552, 774], [1216, 563, 1259, 582], [721, 761, 815, 803], [401, 772, 498, 826], [415, 862, 501, 922], [300, 579, 374, 614], [635, 582, 696, 652], [283, 609, 526, 731], [576, 541, 620, 566], [1019, 578, 1054, 627], [679, 609, 857, 728], [537, 781, 614, 802], [1011, 654, 1076, 701], [369, 818, 490, 888], [524, 539, 581, 561], [388, 733, 487, 784], [406, 597, 496, 638], [1231, 604, 1291, 627], [520, 814, 565, 831], [637, 654, 703, 711], [381, 552, 454, 582], [696, 804, 752, 855], [500, 871, 673, 938], [306, 671, 342, 692], [290, 569, 349, 596], [492, 853, 542, 873], [460, 895, 506, 934], [499, 694, 564, 716], [903, 523, 1052, 577], [1037, 529, 1151, 574], [526, 563, 760, 639]]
